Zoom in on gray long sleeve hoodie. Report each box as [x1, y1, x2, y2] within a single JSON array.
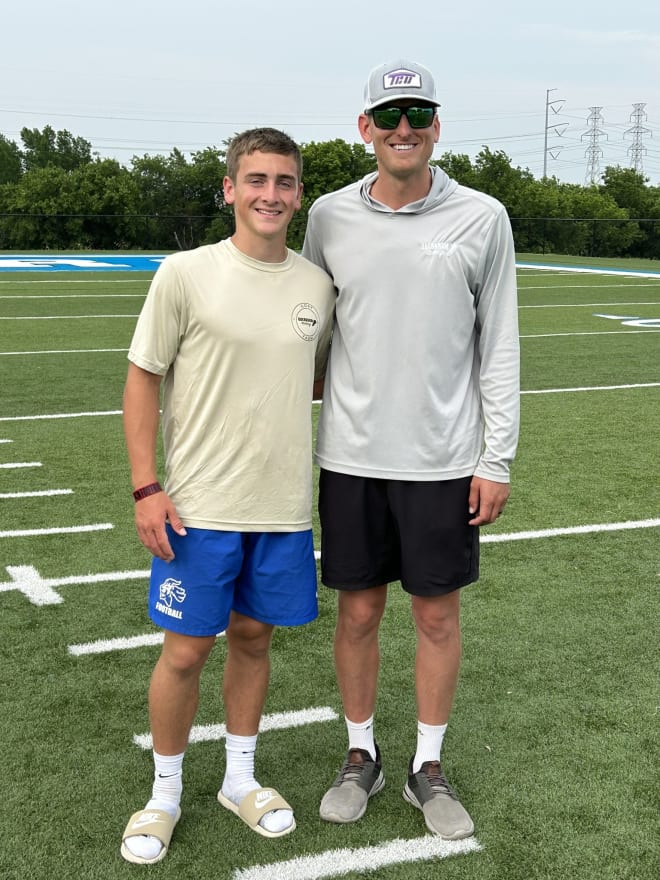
[[302, 165, 520, 482]]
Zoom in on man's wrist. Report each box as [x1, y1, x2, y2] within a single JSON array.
[[132, 482, 163, 502]]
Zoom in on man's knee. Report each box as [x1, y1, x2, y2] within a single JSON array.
[[337, 587, 387, 635], [226, 613, 274, 657], [160, 632, 215, 675], [411, 592, 461, 643]]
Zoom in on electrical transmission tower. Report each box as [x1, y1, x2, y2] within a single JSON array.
[[624, 103, 651, 174], [581, 107, 607, 185], [543, 88, 567, 178]]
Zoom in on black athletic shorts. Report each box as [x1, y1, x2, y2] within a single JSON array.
[[318, 470, 479, 597]]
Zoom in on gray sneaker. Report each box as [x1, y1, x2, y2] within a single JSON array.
[[320, 745, 385, 823], [403, 758, 474, 839]]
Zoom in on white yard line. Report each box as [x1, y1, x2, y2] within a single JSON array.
[[233, 835, 482, 880], [0, 410, 122, 421], [0, 523, 113, 538], [0, 293, 145, 298], [0, 489, 72, 499], [520, 300, 660, 307], [520, 284, 659, 291], [133, 706, 340, 750], [0, 314, 138, 320], [0, 279, 148, 285], [517, 264, 660, 279], [3, 515, 656, 608], [0, 461, 42, 469], [0, 565, 146, 605], [1, 379, 659, 425], [483, 519, 660, 543], [521, 382, 660, 394], [521, 330, 660, 337], [68, 632, 165, 655], [0, 348, 127, 356]]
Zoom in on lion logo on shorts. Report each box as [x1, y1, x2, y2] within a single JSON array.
[[159, 577, 186, 607]]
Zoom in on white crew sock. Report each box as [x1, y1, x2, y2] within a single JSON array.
[[346, 716, 376, 760], [222, 732, 259, 798], [413, 721, 448, 773], [221, 733, 293, 835], [151, 750, 184, 809], [123, 750, 184, 861]]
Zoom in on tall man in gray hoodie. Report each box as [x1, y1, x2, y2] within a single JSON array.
[[302, 59, 519, 840]]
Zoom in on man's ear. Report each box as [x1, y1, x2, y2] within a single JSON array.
[[358, 114, 373, 145], [222, 175, 235, 205]]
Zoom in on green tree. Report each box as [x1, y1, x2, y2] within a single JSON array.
[[66, 159, 141, 248], [0, 159, 142, 249], [21, 125, 93, 172], [2, 126, 659, 257], [286, 140, 376, 249], [0, 165, 71, 247], [600, 166, 660, 257], [601, 166, 654, 217], [183, 147, 231, 245], [562, 184, 640, 257], [434, 152, 478, 188], [509, 177, 577, 254], [0, 134, 22, 184], [130, 147, 228, 248], [470, 147, 535, 215]]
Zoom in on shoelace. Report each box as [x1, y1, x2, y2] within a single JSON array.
[[337, 751, 373, 784], [421, 762, 457, 799]]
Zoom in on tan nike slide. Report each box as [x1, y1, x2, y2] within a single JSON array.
[[120, 807, 181, 864], [217, 787, 296, 838]]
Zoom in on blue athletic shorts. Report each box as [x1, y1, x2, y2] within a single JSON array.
[[148, 526, 318, 636]]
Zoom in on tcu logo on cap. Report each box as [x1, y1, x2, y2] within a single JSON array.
[[384, 68, 422, 89]]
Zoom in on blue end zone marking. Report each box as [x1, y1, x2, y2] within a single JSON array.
[[0, 255, 166, 272]]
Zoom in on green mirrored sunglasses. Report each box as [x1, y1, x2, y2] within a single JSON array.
[[370, 105, 436, 130]]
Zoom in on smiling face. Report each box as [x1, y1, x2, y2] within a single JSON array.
[[358, 100, 440, 197], [223, 150, 302, 260]]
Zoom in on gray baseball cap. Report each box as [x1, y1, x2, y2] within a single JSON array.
[[363, 59, 440, 112]]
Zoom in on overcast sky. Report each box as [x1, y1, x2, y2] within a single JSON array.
[[2, 1, 659, 185]]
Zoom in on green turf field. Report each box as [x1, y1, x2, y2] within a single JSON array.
[[0, 257, 658, 879]]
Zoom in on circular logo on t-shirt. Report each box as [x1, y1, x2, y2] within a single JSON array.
[[292, 303, 321, 340]]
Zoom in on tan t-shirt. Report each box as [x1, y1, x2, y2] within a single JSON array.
[[128, 239, 335, 531]]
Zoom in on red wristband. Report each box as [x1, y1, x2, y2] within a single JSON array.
[[132, 482, 163, 502]]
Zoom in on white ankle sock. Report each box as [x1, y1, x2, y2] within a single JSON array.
[[413, 721, 447, 772], [346, 716, 376, 760], [222, 733, 293, 835], [123, 750, 184, 861]]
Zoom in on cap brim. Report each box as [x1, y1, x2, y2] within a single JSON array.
[[365, 95, 441, 112]]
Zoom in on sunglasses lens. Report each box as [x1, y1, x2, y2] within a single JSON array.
[[371, 106, 435, 130], [372, 107, 402, 129], [406, 107, 435, 128]]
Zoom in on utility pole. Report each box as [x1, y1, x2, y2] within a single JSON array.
[[543, 88, 567, 178], [582, 106, 607, 185], [624, 103, 651, 175]]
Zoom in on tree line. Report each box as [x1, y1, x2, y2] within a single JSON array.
[[1, 126, 658, 258]]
